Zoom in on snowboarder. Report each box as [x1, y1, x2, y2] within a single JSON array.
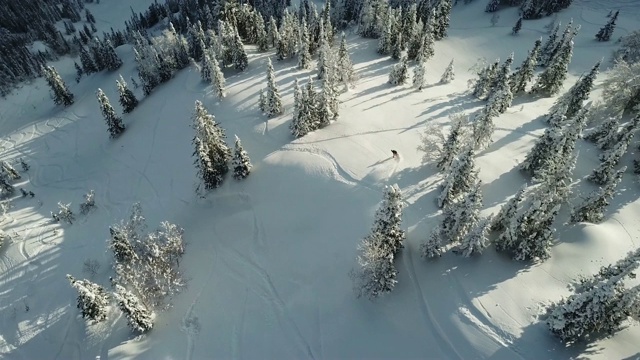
[[391, 150, 399, 159]]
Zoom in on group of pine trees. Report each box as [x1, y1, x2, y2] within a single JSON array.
[[485, 0, 573, 20], [68, 203, 185, 333], [191, 101, 252, 193]]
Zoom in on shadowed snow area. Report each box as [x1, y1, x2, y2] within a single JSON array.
[[1, 0, 640, 359]]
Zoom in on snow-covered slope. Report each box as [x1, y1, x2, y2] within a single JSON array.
[[1, 0, 639, 359]]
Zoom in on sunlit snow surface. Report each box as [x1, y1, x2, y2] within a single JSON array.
[[1, 0, 640, 359]]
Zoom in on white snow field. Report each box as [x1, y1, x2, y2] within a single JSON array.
[[1, 0, 640, 359]]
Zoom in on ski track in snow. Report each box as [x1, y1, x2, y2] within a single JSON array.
[[225, 246, 316, 359], [281, 144, 383, 193], [401, 248, 464, 360]]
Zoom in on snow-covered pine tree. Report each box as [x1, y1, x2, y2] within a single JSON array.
[[457, 216, 491, 257], [439, 59, 455, 84], [210, 56, 226, 99], [583, 114, 620, 147], [232, 135, 252, 180], [258, 88, 266, 113], [441, 180, 483, 245], [391, 33, 403, 61], [337, 33, 357, 90], [433, 0, 452, 40], [510, 181, 561, 261], [546, 247, 639, 343], [377, 9, 394, 55], [438, 146, 478, 208], [371, 184, 406, 254], [486, 53, 514, 114], [317, 19, 331, 80], [491, 184, 527, 233], [116, 75, 138, 114], [416, 22, 435, 63], [303, 76, 320, 130], [264, 58, 284, 117], [388, 54, 409, 85], [67, 275, 109, 322], [96, 88, 125, 138], [519, 123, 564, 177], [256, 16, 270, 52], [570, 167, 625, 224], [80, 46, 98, 74], [74, 62, 83, 83], [43, 66, 74, 106], [102, 39, 123, 71], [114, 284, 154, 333], [538, 22, 561, 66], [588, 137, 629, 186], [406, 19, 424, 61], [437, 114, 468, 172], [79, 189, 96, 215], [546, 61, 600, 124], [485, 0, 500, 12], [510, 39, 542, 95], [473, 59, 498, 100], [512, 17, 523, 35], [298, 19, 313, 70], [413, 55, 427, 90], [421, 228, 444, 259], [531, 24, 579, 96], [290, 79, 311, 137], [232, 28, 249, 71], [472, 106, 497, 150], [595, 10, 619, 41], [352, 231, 398, 299], [187, 20, 206, 62], [317, 77, 335, 127], [191, 100, 231, 191], [201, 49, 214, 83]]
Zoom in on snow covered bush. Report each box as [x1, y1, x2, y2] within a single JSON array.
[[599, 60, 640, 114], [1, 161, 20, 180], [615, 30, 640, 64], [114, 284, 154, 333], [67, 274, 109, 322], [417, 122, 446, 165], [79, 190, 96, 215], [109, 203, 185, 310], [53, 202, 75, 224]]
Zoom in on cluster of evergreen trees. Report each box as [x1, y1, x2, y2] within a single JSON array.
[[192, 101, 252, 193], [74, 36, 123, 82], [485, 0, 573, 20], [547, 247, 640, 342]]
